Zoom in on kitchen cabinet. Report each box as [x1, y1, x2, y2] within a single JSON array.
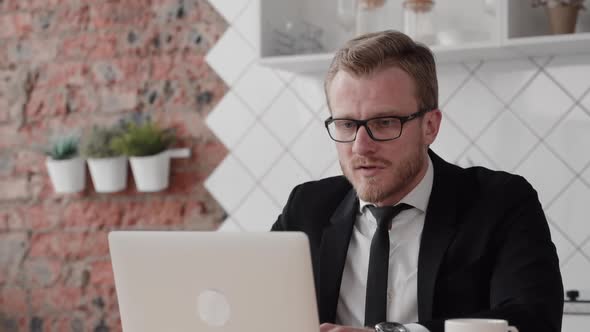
[[259, 0, 590, 73]]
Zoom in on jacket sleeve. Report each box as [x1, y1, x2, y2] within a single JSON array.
[[419, 177, 564, 332], [270, 184, 302, 232]]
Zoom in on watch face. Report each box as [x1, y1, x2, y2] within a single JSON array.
[[375, 322, 407, 332]]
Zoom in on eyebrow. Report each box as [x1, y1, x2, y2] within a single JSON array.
[[372, 110, 405, 117], [334, 110, 405, 119]]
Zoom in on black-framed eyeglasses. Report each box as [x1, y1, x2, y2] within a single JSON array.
[[324, 108, 432, 142]]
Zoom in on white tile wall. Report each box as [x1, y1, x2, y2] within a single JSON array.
[[205, 27, 256, 85], [444, 76, 504, 140], [583, 165, 590, 184], [233, 63, 285, 115], [205, 91, 256, 149], [233, 123, 283, 178], [437, 63, 471, 106], [515, 144, 575, 207], [261, 153, 312, 207], [546, 106, 590, 173], [204, 0, 590, 328], [475, 59, 538, 104], [476, 109, 537, 171], [510, 72, 574, 137]]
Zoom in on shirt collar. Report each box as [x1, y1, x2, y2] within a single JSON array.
[[359, 155, 434, 213]]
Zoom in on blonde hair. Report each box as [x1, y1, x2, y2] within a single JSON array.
[[325, 30, 438, 112]]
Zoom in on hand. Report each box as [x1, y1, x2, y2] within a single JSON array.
[[320, 323, 373, 332]]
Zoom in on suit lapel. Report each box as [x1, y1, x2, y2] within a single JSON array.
[[319, 189, 358, 323], [417, 151, 460, 321]]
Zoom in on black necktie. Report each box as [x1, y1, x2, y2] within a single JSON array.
[[364, 203, 412, 327]]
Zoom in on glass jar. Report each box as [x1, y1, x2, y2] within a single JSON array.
[[356, 0, 389, 35], [403, 0, 436, 45]]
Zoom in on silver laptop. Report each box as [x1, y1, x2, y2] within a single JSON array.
[[108, 231, 319, 332]]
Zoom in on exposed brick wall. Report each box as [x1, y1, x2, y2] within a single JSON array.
[[0, 0, 229, 330]]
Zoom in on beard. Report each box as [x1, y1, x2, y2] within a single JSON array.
[[341, 145, 425, 204]]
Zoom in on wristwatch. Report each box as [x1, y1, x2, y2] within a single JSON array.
[[374, 322, 408, 332]]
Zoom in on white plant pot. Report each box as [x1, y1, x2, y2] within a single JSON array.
[[87, 156, 128, 193], [46, 157, 86, 193], [129, 151, 170, 192]]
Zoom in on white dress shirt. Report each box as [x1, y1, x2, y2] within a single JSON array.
[[335, 157, 434, 332]]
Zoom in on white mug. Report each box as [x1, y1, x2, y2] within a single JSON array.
[[445, 319, 519, 332]]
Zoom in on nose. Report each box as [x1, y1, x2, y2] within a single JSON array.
[[352, 125, 377, 155]]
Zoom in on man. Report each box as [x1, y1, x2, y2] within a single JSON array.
[[271, 30, 563, 332]]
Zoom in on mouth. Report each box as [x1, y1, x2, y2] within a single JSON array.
[[354, 164, 385, 176]]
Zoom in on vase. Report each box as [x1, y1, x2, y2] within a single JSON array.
[[87, 156, 128, 193], [127, 148, 190, 192], [129, 151, 171, 192], [46, 157, 86, 193], [546, 4, 580, 34]]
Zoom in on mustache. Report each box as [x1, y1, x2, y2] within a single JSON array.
[[351, 156, 391, 168]]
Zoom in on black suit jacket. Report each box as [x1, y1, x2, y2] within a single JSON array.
[[271, 150, 563, 332]]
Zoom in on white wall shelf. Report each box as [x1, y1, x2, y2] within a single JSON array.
[[259, 0, 590, 74]]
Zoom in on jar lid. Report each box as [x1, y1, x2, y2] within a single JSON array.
[[403, 0, 434, 11], [359, 0, 386, 10]]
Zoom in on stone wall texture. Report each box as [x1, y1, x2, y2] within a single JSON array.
[[0, 0, 229, 331]]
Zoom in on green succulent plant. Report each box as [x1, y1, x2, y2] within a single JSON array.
[[110, 120, 175, 157], [45, 135, 79, 160], [79, 125, 124, 159]]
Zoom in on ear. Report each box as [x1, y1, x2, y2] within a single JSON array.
[[422, 109, 442, 145]]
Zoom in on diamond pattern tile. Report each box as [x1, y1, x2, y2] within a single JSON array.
[[233, 123, 284, 179], [217, 217, 243, 232], [261, 88, 313, 146], [476, 110, 538, 171], [290, 119, 337, 179], [584, 240, 590, 261], [205, 27, 256, 85], [207, 0, 251, 23], [581, 238, 590, 259], [206, 91, 255, 149], [547, 221, 576, 267], [233, 0, 260, 49], [475, 58, 538, 104], [430, 118, 471, 164], [515, 143, 575, 208], [547, 179, 590, 245], [260, 153, 311, 207], [436, 63, 470, 107], [233, 188, 281, 231], [560, 252, 590, 291], [545, 54, 590, 100], [562, 315, 590, 332], [510, 71, 574, 137], [205, 154, 255, 212], [581, 90, 590, 113], [546, 106, 590, 173], [321, 160, 343, 178], [463, 61, 483, 73], [290, 74, 327, 114], [274, 69, 296, 84], [318, 104, 331, 121], [529, 56, 552, 68], [233, 63, 285, 115], [583, 164, 590, 184], [455, 146, 498, 171], [444, 77, 504, 139]]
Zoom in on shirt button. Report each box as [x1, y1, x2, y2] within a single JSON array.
[[387, 291, 393, 303]]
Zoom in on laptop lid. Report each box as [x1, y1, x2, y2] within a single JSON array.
[[108, 231, 319, 332]]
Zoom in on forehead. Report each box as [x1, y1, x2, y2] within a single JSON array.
[[327, 66, 418, 117]]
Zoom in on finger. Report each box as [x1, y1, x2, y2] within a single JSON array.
[[320, 323, 336, 332]]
